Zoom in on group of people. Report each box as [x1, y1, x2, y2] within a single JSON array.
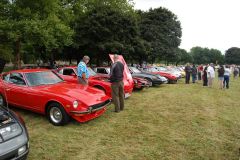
[[77, 55, 125, 113], [185, 63, 240, 89]]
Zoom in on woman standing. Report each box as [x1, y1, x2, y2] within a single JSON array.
[[217, 65, 225, 89], [202, 66, 208, 86], [224, 65, 231, 89], [191, 64, 197, 83]]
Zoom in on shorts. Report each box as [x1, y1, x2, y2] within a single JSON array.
[[218, 77, 224, 81]]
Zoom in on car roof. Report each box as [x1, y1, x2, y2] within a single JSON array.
[[8, 69, 50, 73]]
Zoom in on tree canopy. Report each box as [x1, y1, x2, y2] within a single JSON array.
[[225, 47, 240, 65]]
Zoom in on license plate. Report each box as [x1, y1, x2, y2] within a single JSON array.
[[125, 93, 131, 98]]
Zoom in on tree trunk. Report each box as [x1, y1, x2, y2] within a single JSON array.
[[16, 39, 21, 69]]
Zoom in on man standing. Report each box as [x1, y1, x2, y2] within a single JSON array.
[[110, 54, 124, 113], [77, 56, 90, 85], [185, 63, 191, 84], [207, 63, 215, 87]]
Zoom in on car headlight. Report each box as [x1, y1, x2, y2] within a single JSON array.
[[18, 145, 27, 156], [73, 101, 78, 109], [0, 123, 22, 141]]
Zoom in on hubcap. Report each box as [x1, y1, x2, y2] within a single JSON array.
[[50, 107, 62, 124]]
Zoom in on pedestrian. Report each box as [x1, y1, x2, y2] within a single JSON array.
[[207, 63, 215, 87], [110, 54, 125, 113], [197, 64, 203, 80], [233, 66, 239, 79], [202, 66, 208, 86], [185, 63, 191, 84], [224, 65, 231, 89], [191, 64, 197, 83], [217, 65, 225, 89], [77, 56, 90, 85]]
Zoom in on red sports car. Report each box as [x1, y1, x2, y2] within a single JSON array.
[[56, 67, 133, 98], [143, 67, 178, 84], [0, 69, 111, 126]]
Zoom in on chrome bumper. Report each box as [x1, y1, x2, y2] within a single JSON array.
[[70, 101, 111, 115]]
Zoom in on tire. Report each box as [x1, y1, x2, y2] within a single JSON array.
[[144, 78, 153, 87], [0, 94, 6, 107], [47, 102, 70, 126]]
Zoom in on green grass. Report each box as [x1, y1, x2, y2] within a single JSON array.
[[12, 77, 240, 160]]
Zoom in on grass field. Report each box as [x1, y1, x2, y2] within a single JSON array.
[[11, 77, 240, 160]]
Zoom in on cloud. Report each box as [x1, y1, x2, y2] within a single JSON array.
[[134, 0, 240, 53]]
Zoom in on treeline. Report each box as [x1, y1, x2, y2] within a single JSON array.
[[0, 0, 239, 69]]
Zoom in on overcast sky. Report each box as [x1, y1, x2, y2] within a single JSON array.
[[133, 0, 240, 54]]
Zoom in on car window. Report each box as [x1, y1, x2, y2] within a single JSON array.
[[4, 73, 26, 85], [25, 71, 63, 86], [97, 68, 108, 74], [63, 69, 75, 76], [58, 69, 63, 74]]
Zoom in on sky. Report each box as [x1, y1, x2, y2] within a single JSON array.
[[133, 0, 240, 54]]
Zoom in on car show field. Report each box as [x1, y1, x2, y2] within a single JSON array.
[[9, 78, 240, 160]]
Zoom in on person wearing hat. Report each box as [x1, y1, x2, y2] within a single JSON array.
[[77, 55, 90, 85], [110, 54, 124, 113]]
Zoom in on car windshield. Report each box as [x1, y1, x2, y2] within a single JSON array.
[[87, 67, 97, 76], [25, 71, 63, 86], [157, 67, 167, 71], [130, 67, 141, 73], [149, 67, 159, 72]]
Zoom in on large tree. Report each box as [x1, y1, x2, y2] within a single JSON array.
[[190, 47, 224, 65], [0, 0, 73, 68], [138, 7, 182, 64], [73, 2, 138, 65], [225, 47, 240, 65]]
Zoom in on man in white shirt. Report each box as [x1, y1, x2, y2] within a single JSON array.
[[207, 63, 215, 87]]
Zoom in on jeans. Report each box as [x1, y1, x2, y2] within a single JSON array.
[[192, 74, 197, 83], [185, 73, 190, 84], [223, 75, 229, 89]]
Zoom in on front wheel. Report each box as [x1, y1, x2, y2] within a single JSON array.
[[47, 103, 70, 126]]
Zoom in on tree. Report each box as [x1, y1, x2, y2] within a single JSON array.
[[138, 7, 182, 64], [173, 48, 193, 65], [74, 3, 138, 65], [190, 47, 224, 65], [225, 47, 240, 65]]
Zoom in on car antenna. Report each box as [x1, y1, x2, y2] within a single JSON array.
[[0, 58, 10, 113]]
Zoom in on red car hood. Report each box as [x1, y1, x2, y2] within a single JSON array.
[[109, 54, 133, 85], [35, 82, 109, 106]]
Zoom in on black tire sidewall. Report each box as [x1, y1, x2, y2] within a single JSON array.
[[47, 102, 70, 126]]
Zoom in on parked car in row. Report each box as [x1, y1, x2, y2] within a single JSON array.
[[155, 66, 182, 79], [0, 58, 29, 160], [56, 66, 134, 98], [128, 67, 168, 86], [0, 103, 29, 160], [0, 69, 111, 126], [142, 67, 178, 84]]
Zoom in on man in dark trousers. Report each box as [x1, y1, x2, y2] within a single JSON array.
[[110, 54, 124, 113], [185, 63, 191, 84]]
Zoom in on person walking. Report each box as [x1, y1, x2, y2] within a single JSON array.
[[185, 63, 191, 84], [217, 65, 225, 89], [224, 65, 231, 89], [233, 66, 239, 79], [191, 64, 197, 83], [207, 63, 215, 87], [202, 66, 208, 86], [110, 54, 125, 113], [77, 56, 90, 85]]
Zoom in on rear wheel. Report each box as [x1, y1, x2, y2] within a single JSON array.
[[47, 102, 70, 126], [144, 78, 153, 87]]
